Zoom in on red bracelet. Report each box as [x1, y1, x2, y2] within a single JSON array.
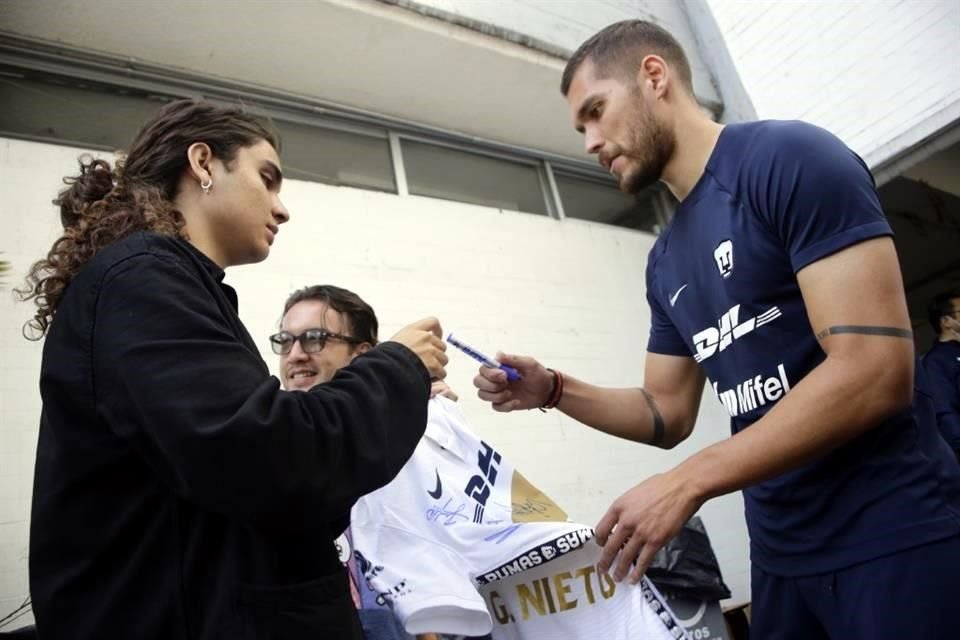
[[540, 368, 564, 411]]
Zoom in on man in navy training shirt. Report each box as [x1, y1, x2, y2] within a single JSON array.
[[922, 290, 960, 462], [472, 20, 960, 639]]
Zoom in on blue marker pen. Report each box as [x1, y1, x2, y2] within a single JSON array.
[[446, 333, 522, 382]]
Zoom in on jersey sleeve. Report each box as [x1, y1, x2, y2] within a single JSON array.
[[646, 258, 692, 357], [350, 506, 492, 637], [741, 121, 893, 272]]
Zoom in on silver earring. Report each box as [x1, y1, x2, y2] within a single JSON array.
[[200, 177, 212, 195]]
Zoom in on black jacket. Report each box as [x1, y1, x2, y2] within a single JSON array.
[[29, 232, 430, 639]]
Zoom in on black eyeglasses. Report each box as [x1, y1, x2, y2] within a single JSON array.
[[268, 329, 363, 355]]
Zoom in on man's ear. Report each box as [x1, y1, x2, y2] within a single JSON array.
[[354, 342, 373, 357], [186, 142, 214, 186], [638, 54, 669, 99]]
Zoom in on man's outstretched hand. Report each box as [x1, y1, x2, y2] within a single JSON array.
[[595, 468, 703, 584], [473, 352, 553, 412]]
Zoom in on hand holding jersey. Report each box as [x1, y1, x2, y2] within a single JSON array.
[[430, 379, 459, 402], [389, 316, 449, 381], [594, 470, 702, 585]]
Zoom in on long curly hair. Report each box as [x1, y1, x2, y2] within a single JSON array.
[[18, 99, 277, 338]]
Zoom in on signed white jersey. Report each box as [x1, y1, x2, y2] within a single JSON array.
[[350, 397, 689, 639]]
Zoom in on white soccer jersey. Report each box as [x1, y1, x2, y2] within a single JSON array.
[[479, 540, 686, 640], [350, 397, 689, 639]]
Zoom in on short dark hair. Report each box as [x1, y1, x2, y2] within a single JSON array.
[[561, 20, 693, 96], [283, 285, 379, 346], [928, 289, 960, 335]]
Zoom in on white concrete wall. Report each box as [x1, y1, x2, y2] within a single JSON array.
[[707, 0, 960, 168], [407, 0, 723, 108], [0, 139, 71, 630], [0, 137, 751, 625]]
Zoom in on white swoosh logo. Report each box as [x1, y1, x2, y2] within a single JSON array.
[[669, 284, 688, 307]]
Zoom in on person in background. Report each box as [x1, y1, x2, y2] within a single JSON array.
[[922, 289, 960, 461], [20, 99, 447, 640], [273, 284, 478, 640]]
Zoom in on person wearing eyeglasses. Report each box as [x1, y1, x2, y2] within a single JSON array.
[[921, 290, 960, 462], [271, 284, 463, 640], [271, 285, 380, 394]]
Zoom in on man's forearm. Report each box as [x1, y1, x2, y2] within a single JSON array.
[[555, 375, 681, 447]]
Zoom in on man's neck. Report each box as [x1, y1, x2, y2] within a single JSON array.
[[175, 202, 228, 270], [660, 105, 725, 202]]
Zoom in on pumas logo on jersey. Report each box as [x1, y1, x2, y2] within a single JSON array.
[[714, 239, 734, 278], [693, 304, 782, 363]]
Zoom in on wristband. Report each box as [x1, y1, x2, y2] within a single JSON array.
[[539, 368, 564, 411]]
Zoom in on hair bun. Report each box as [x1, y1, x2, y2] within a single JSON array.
[[55, 156, 116, 229]]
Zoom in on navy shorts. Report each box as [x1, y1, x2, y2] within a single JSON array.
[[751, 535, 960, 639]]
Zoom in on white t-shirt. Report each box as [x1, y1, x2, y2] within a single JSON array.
[[351, 397, 689, 639]]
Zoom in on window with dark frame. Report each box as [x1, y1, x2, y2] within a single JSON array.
[[0, 69, 672, 234], [553, 169, 669, 233], [401, 138, 549, 216]]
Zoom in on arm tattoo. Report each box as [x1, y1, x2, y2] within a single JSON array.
[[815, 325, 912, 341], [640, 388, 665, 447]]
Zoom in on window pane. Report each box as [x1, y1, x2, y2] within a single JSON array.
[[273, 120, 395, 192], [0, 74, 396, 193], [0, 74, 174, 150], [554, 172, 662, 232], [402, 140, 547, 215]]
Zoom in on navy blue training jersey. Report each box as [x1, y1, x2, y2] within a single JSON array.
[[646, 120, 960, 576]]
